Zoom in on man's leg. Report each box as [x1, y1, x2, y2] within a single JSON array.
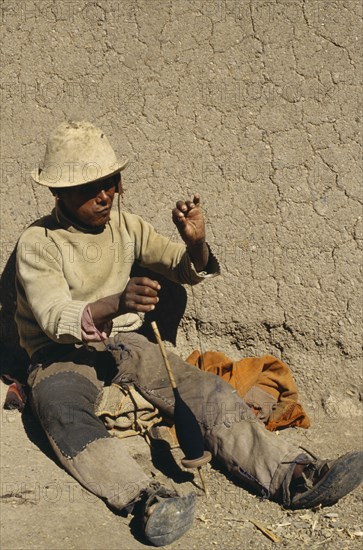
[[28, 345, 150, 510], [110, 333, 363, 504]]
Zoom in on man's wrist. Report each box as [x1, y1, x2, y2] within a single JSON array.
[[187, 240, 209, 272]]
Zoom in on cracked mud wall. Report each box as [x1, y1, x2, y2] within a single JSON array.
[[1, 1, 362, 417]]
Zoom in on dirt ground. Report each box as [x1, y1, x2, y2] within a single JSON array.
[[1, 380, 362, 550]]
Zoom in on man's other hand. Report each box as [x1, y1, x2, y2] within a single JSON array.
[[119, 277, 161, 313]]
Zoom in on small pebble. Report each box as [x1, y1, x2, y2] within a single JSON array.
[[329, 522, 344, 529]]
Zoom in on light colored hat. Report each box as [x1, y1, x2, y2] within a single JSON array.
[[31, 121, 129, 188]]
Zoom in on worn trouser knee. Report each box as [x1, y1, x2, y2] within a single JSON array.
[[32, 370, 110, 458], [29, 353, 150, 510]]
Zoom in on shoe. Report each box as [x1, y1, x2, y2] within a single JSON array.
[[285, 451, 363, 509], [142, 483, 196, 546]]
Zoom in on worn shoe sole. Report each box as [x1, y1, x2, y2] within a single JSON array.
[[144, 492, 196, 546], [290, 451, 363, 509]]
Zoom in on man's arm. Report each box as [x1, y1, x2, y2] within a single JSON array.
[[16, 228, 88, 344], [88, 277, 160, 329], [89, 194, 217, 330]]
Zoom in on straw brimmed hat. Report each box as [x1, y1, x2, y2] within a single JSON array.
[[31, 121, 129, 188]]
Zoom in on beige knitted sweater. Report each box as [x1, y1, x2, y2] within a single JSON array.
[[15, 205, 219, 358]]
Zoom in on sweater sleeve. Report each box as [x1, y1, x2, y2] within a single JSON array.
[[125, 214, 220, 284], [16, 229, 86, 343]]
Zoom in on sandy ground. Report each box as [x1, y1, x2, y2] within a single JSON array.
[[1, 380, 362, 550]]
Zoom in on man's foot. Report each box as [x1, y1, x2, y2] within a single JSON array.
[[142, 483, 196, 547], [285, 451, 363, 509]]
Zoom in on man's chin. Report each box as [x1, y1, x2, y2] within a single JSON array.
[[88, 212, 111, 227], [90, 220, 108, 228]]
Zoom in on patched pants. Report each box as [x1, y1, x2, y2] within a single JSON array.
[[28, 333, 303, 510]]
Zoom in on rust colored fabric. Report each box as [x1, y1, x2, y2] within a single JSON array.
[[186, 351, 310, 431]]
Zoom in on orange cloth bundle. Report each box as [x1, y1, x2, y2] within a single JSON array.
[[186, 351, 310, 431]]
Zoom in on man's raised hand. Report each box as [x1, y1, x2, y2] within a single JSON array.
[[172, 194, 209, 272], [172, 194, 206, 247]]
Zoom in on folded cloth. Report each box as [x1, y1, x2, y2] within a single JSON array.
[[186, 351, 310, 431], [95, 383, 163, 439]]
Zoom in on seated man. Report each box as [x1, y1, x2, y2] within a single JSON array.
[[15, 121, 362, 547]]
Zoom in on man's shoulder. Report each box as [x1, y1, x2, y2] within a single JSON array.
[[18, 214, 58, 242]]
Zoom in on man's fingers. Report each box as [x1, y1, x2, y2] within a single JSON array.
[[123, 300, 157, 312], [175, 200, 188, 212], [130, 277, 160, 291], [120, 277, 161, 314], [133, 289, 159, 303], [175, 195, 201, 214], [135, 304, 156, 312], [172, 208, 186, 224], [123, 288, 159, 312], [133, 285, 159, 298]]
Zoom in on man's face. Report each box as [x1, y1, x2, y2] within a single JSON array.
[[56, 174, 119, 228]]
